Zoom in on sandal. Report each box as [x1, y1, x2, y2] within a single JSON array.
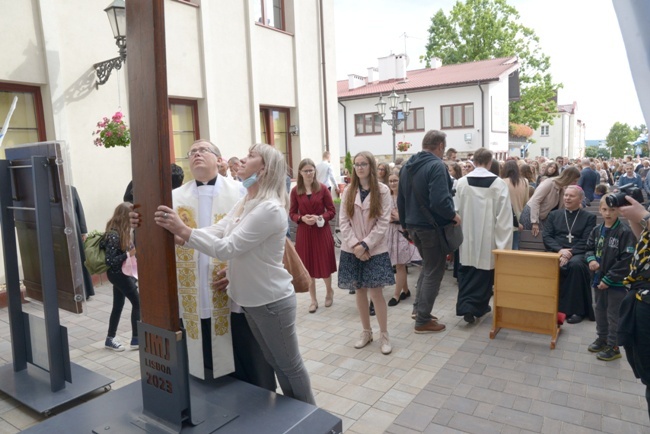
[[309, 301, 318, 313]]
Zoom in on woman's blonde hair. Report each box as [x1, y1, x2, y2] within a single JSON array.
[[553, 166, 581, 188], [104, 202, 132, 251], [296, 158, 321, 195], [344, 151, 383, 220], [245, 143, 289, 211]]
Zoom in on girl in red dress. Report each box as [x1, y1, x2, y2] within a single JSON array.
[[290, 159, 337, 313]]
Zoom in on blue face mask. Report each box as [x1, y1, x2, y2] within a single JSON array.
[[242, 173, 258, 188]]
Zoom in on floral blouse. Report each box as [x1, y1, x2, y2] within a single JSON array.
[[101, 230, 128, 273]]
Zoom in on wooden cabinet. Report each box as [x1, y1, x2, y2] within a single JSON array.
[[491, 249, 562, 349]]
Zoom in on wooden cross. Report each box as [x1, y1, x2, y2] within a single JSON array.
[[127, 0, 179, 331]]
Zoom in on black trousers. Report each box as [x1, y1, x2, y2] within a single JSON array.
[[622, 294, 650, 422], [106, 270, 140, 338]]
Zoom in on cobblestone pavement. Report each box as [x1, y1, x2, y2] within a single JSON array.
[[0, 266, 648, 433]]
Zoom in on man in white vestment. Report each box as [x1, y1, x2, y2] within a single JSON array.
[[455, 148, 513, 324], [171, 140, 276, 389]]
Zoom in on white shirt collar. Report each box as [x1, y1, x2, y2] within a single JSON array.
[[466, 167, 494, 178]]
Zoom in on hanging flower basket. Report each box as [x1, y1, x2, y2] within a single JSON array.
[[397, 141, 412, 152], [92, 111, 131, 148]]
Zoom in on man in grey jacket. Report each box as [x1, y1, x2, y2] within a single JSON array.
[[397, 130, 461, 334]]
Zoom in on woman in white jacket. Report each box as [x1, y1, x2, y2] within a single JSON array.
[[155, 143, 315, 405]]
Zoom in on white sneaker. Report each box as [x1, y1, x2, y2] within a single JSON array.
[[380, 332, 392, 355]]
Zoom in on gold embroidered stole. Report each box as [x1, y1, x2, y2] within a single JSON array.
[[172, 180, 241, 379]]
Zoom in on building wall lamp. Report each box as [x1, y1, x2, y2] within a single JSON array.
[[93, 0, 127, 88], [375, 89, 411, 162]]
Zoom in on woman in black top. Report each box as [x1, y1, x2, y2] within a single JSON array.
[[102, 202, 140, 352]]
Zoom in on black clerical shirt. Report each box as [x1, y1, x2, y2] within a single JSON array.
[[542, 208, 597, 254]]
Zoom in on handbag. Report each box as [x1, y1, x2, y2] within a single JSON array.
[[121, 254, 138, 279], [406, 167, 463, 254], [283, 238, 311, 293], [83, 231, 109, 275]]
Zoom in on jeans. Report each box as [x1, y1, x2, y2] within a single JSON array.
[[243, 295, 315, 405], [106, 270, 140, 338], [512, 230, 520, 250], [409, 227, 447, 327], [594, 287, 626, 347]]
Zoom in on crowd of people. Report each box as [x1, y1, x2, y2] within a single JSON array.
[[78, 134, 650, 419]]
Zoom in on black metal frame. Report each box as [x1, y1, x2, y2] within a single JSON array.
[[93, 37, 127, 88], [0, 157, 112, 414]]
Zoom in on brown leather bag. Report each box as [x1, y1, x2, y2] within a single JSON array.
[[283, 238, 311, 293]]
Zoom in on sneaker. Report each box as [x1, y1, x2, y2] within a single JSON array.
[[414, 320, 446, 334], [105, 337, 125, 352], [411, 309, 416, 320], [588, 338, 606, 353], [380, 332, 392, 355], [354, 330, 373, 349], [597, 346, 622, 361], [130, 337, 139, 349], [388, 297, 400, 307], [369, 301, 375, 316]]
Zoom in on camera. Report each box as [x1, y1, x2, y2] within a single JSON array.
[[605, 183, 645, 207]]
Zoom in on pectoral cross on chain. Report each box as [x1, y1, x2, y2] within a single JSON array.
[[566, 233, 574, 243]]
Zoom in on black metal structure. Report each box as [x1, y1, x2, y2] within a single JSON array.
[[0, 144, 113, 414]]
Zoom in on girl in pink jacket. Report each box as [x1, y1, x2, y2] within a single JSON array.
[[338, 151, 394, 355]]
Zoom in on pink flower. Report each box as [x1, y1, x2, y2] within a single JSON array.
[[105, 131, 112, 137], [112, 112, 123, 122]]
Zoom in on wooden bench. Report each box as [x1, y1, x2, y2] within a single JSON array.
[[491, 230, 562, 349]]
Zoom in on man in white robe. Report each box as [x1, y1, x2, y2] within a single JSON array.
[[172, 140, 276, 389], [456, 148, 513, 323]]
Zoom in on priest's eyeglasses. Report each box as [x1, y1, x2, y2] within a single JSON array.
[[187, 147, 218, 158]]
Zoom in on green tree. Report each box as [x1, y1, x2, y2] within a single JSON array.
[[584, 147, 598, 158], [585, 146, 611, 159], [606, 122, 636, 158], [422, 0, 562, 129], [344, 151, 353, 175]]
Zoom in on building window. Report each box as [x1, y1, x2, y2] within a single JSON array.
[[0, 83, 46, 151], [396, 108, 425, 132], [254, 0, 284, 30], [354, 113, 383, 136], [260, 107, 291, 165], [540, 125, 550, 136], [541, 147, 550, 158], [441, 103, 474, 129], [170, 99, 200, 181]]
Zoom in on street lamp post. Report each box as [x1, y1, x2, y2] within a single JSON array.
[[93, 0, 127, 88], [376, 89, 411, 162]]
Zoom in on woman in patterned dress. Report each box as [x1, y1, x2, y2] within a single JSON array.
[[338, 151, 395, 355], [290, 158, 337, 313], [386, 171, 421, 306]]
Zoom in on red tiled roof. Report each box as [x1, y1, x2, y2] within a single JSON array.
[[557, 102, 577, 114], [338, 56, 519, 99]]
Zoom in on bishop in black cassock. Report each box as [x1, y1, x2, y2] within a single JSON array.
[[543, 186, 597, 323]]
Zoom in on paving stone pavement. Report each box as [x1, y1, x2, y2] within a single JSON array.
[[0, 265, 648, 433]]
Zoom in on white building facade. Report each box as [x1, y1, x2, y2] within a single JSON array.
[[338, 56, 520, 162], [0, 0, 339, 283], [526, 102, 586, 160]]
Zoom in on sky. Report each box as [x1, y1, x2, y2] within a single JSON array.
[[332, 0, 646, 140]]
